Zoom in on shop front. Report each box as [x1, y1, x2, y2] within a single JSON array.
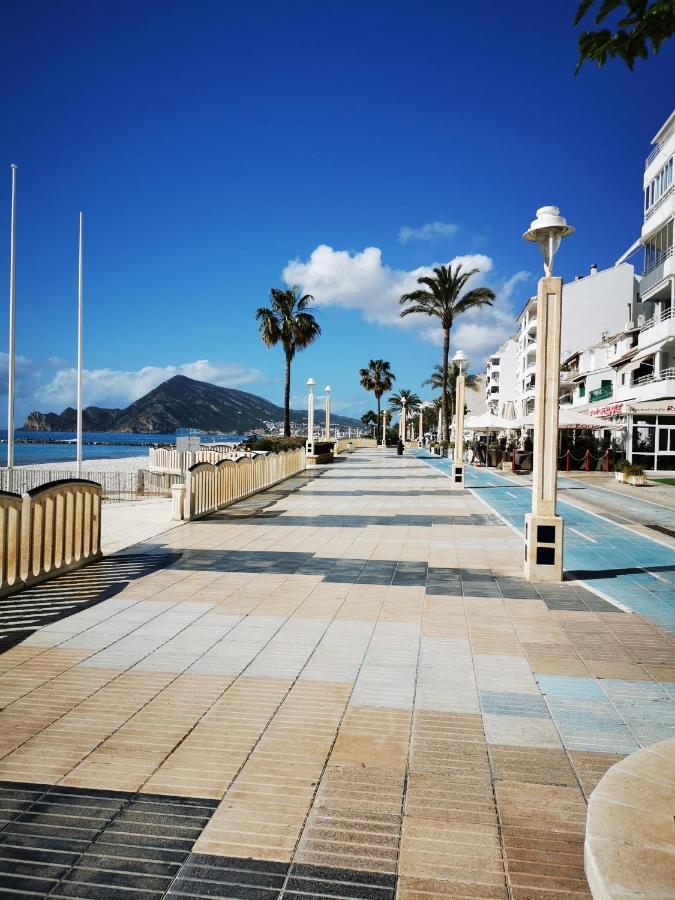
[[589, 399, 675, 471]]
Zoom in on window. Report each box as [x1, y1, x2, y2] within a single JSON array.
[[579, 384, 585, 398], [644, 219, 674, 271], [645, 156, 674, 212]]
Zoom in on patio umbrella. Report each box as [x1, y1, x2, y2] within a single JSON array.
[[463, 412, 515, 431]]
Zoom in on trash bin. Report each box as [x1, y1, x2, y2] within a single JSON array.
[[347, 442, 354, 453]]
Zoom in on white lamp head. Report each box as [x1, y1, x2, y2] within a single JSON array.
[[453, 349, 468, 373], [307, 377, 315, 387], [523, 206, 574, 276], [325, 385, 331, 393]]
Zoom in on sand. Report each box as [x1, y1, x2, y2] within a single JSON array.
[[20, 455, 149, 474]]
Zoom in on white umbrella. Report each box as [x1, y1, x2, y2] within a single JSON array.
[[517, 408, 623, 430], [463, 412, 514, 431]]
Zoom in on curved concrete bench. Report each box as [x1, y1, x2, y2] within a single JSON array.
[[584, 737, 675, 899]]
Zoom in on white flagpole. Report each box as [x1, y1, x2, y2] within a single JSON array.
[[76, 212, 83, 477], [7, 165, 17, 492]]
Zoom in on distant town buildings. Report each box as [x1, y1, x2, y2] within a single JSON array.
[[483, 108, 675, 472]]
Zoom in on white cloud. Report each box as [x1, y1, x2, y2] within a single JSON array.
[[283, 243, 531, 369], [399, 221, 459, 243], [283, 244, 492, 327], [36, 360, 266, 410]]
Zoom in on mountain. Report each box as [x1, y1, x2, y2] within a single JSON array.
[[21, 375, 362, 433]]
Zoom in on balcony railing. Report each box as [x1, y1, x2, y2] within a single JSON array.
[[643, 245, 673, 276], [589, 384, 613, 403], [645, 127, 673, 169], [644, 184, 674, 222], [635, 367, 675, 386], [640, 304, 673, 332]]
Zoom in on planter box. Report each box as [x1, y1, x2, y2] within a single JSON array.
[[306, 452, 334, 466], [615, 471, 626, 483], [628, 475, 645, 486], [501, 461, 512, 471]]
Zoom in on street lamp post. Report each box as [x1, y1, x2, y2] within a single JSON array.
[[324, 385, 331, 439], [381, 409, 387, 446], [7, 165, 17, 492], [306, 378, 315, 456], [418, 408, 423, 444], [522, 206, 574, 582], [401, 396, 407, 442], [452, 350, 468, 488]]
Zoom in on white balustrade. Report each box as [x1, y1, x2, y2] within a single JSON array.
[[0, 479, 102, 597], [184, 448, 306, 520]]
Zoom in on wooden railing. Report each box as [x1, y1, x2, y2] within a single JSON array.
[[184, 448, 306, 520], [0, 479, 102, 597], [334, 438, 377, 454]]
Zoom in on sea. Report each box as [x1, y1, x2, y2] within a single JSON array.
[[0, 431, 252, 467]]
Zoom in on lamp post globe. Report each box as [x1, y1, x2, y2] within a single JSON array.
[[522, 206, 574, 277], [453, 349, 469, 374]]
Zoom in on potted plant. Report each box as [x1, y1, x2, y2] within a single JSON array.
[[625, 464, 645, 487], [488, 441, 500, 467], [614, 458, 629, 483]]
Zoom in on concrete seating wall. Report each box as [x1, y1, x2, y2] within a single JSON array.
[[184, 448, 306, 520], [334, 438, 377, 454], [0, 479, 102, 596]]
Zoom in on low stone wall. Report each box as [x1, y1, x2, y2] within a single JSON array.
[[584, 736, 675, 899], [182, 448, 306, 520], [0, 479, 102, 596], [334, 438, 377, 454]]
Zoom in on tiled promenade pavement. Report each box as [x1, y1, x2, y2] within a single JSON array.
[[0, 450, 674, 899]]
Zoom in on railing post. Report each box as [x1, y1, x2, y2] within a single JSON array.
[[605, 450, 610, 473], [585, 449, 590, 472], [566, 449, 570, 474]]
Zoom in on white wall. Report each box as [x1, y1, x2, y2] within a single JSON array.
[[561, 263, 638, 359]]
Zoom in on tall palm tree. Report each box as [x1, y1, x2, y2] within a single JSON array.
[[400, 264, 494, 442], [422, 363, 480, 423], [359, 359, 396, 441], [256, 286, 321, 437]]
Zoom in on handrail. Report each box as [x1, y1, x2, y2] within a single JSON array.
[[642, 244, 673, 277], [640, 303, 673, 332], [635, 366, 675, 386]]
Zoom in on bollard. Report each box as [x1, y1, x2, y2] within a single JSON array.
[[585, 450, 590, 472], [566, 450, 570, 474], [171, 483, 186, 520]]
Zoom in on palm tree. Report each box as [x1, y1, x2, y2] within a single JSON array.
[[422, 363, 480, 423], [399, 263, 494, 442], [361, 410, 378, 437], [256, 286, 321, 437], [359, 359, 396, 441], [388, 389, 422, 415]]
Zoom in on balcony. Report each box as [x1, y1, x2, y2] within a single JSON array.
[[589, 384, 613, 403], [635, 366, 675, 387], [640, 246, 674, 300]]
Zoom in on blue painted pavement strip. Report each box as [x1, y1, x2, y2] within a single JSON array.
[[417, 451, 675, 634]]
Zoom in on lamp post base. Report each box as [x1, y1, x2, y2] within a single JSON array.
[[452, 462, 465, 489], [524, 513, 563, 582]]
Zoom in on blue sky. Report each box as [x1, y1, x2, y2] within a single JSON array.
[[0, 0, 673, 421]]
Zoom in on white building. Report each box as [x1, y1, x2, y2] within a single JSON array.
[[485, 338, 517, 416], [515, 297, 537, 416]]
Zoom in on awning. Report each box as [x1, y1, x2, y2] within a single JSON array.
[[609, 346, 639, 369], [518, 408, 623, 430], [462, 412, 515, 431]]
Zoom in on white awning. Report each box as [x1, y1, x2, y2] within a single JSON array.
[[518, 408, 623, 430], [463, 412, 515, 431]]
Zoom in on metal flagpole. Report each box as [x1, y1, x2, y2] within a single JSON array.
[[7, 165, 17, 492], [76, 212, 83, 477]]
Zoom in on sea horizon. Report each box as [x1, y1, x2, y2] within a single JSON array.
[[0, 431, 253, 467]]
